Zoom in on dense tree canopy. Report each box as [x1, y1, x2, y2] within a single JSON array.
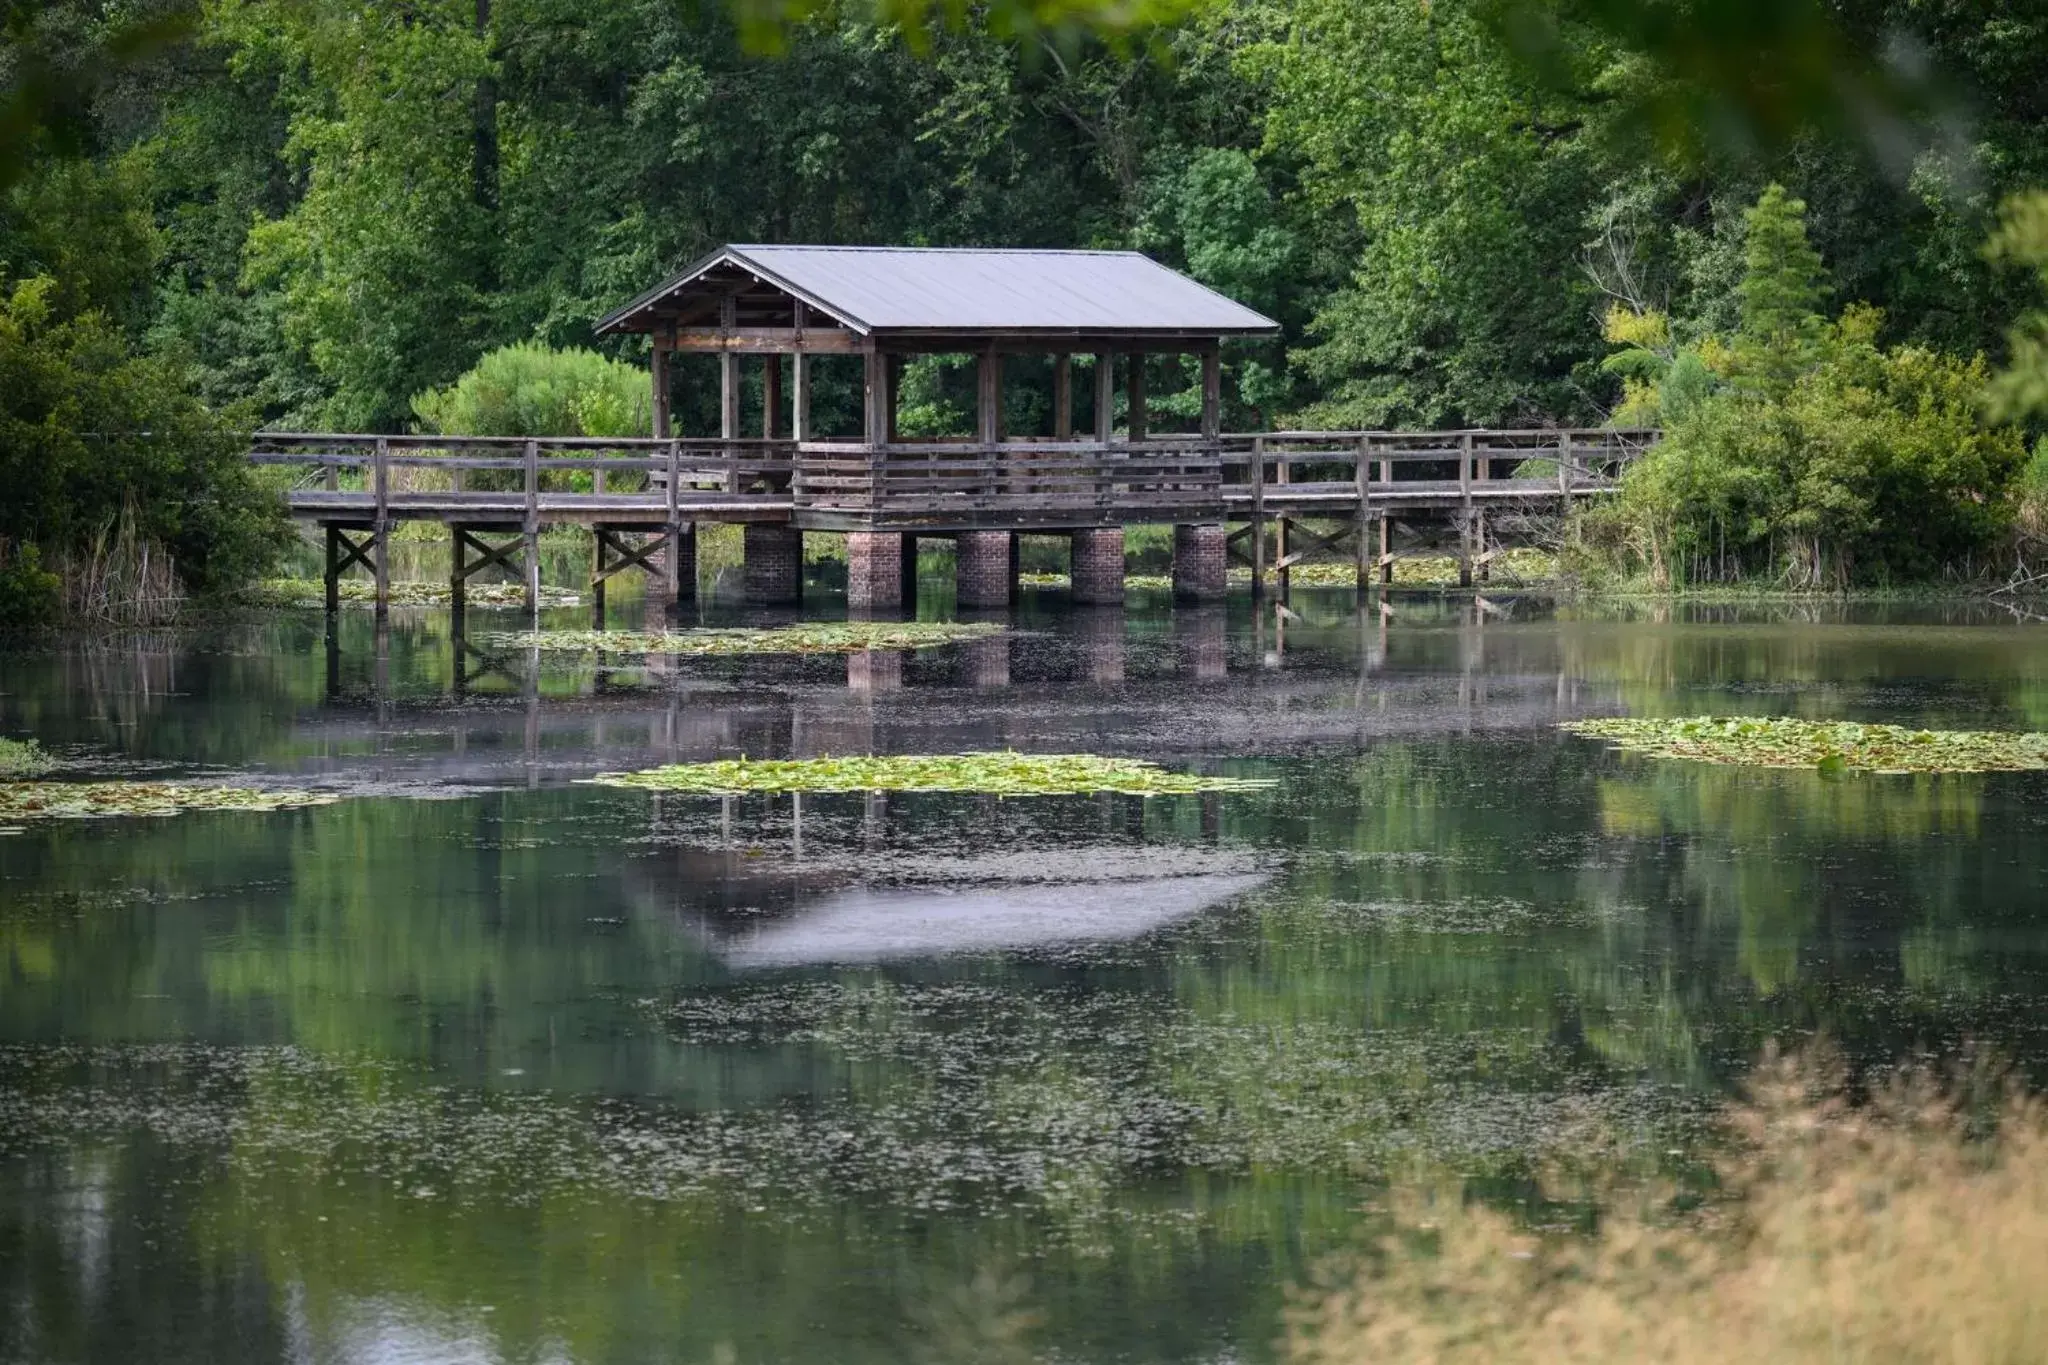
[[4, 0, 2048, 597]]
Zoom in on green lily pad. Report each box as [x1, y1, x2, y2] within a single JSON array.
[[486, 621, 1006, 656], [1560, 716, 2048, 774], [249, 579, 582, 609], [587, 751, 1275, 796], [0, 781, 341, 821]]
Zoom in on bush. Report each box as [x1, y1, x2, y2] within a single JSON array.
[[0, 275, 290, 603], [411, 342, 652, 437], [0, 541, 60, 630], [1593, 187, 2026, 589]]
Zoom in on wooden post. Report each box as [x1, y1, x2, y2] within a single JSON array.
[[1250, 435, 1266, 600], [1199, 347, 1221, 442], [762, 355, 782, 440], [1458, 432, 1474, 589], [1275, 454, 1291, 597], [1093, 352, 1114, 445], [1052, 354, 1072, 439], [791, 303, 811, 442], [1125, 352, 1146, 442], [666, 438, 688, 605], [650, 346, 671, 438], [372, 437, 390, 615], [1354, 435, 1371, 596], [719, 296, 740, 491], [523, 437, 540, 614], [977, 349, 1003, 444], [885, 353, 902, 443], [864, 347, 890, 449], [1379, 515, 1393, 587], [450, 525, 465, 620], [1558, 430, 1574, 498], [591, 529, 607, 621], [324, 524, 341, 615]]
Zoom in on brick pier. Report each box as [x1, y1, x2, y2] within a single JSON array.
[[955, 531, 1014, 609], [1070, 528, 1126, 606], [1172, 523, 1227, 601], [743, 525, 802, 604]]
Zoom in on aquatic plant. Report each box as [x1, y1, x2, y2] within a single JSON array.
[[250, 579, 582, 609], [1290, 1047, 2048, 1365], [0, 738, 52, 777], [589, 751, 1274, 796], [0, 781, 340, 821], [1561, 715, 2048, 774], [488, 621, 1005, 656]]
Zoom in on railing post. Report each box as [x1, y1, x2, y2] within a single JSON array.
[[372, 437, 390, 615], [523, 437, 540, 615], [1354, 435, 1371, 596], [1458, 432, 1474, 589], [1250, 435, 1266, 600], [1558, 430, 1574, 499]]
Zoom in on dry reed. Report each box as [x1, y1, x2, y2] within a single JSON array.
[[54, 504, 184, 625], [1291, 1047, 2048, 1365]]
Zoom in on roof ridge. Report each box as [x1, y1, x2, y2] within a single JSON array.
[[732, 244, 1146, 256]]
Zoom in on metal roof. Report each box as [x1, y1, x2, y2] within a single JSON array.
[[595, 245, 1280, 336]]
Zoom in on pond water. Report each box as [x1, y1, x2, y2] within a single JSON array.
[[4, 583, 2048, 1364]]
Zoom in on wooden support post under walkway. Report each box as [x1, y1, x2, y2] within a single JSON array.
[[1249, 436, 1266, 600], [323, 524, 382, 616]]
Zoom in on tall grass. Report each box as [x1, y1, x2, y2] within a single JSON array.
[[52, 504, 184, 626], [1292, 1047, 2048, 1365]]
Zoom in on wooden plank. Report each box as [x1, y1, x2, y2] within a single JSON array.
[[660, 327, 861, 354]]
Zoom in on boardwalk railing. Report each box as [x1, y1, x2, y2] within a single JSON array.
[[251, 427, 1654, 528], [250, 433, 796, 524]]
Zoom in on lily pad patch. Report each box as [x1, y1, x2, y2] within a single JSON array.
[[588, 752, 1275, 796], [1560, 716, 2048, 774], [486, 621, 1006, 656], [0, 782, 341, 821]]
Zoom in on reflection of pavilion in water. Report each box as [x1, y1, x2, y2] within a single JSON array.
[[307, 596, 1612, 792], [619, 794, 1269, 966]]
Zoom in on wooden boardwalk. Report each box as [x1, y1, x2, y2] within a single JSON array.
[[250, 427, 1654, 608]]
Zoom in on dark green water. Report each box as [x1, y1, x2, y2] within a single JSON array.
[[4, 587, 2048, 1364]]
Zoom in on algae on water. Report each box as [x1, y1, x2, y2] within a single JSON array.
[[589, 751, 1275, 796], [0, 782, 341, 821], [1560, 716, 2048, 774]]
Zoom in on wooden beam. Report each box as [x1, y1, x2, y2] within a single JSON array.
[[977, 349, 1003, 445], [1125, 352, 1146, 442], [660, 327, 861, 354], [1199, 347, 1220, 441], [791, 303, 811, 441], [650, 347, 671, 438], [1093, 352, 1113, 444], [864, 349, 890, 448], [1052, 354, 1072, 439]]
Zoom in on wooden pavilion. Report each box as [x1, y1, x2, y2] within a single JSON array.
[[595, 244, 1278, 608]]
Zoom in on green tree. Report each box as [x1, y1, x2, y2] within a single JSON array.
[[1731, 183, 1830, 396]]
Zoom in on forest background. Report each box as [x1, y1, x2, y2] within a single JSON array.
[[7, 0, 2048, 614]]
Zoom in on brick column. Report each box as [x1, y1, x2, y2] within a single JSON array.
[[1172, 523, 1227, 601], [846, 531, 913, 616], [743, 524, 802, 603], [955, 530, 1014, 609], [1070, 527, 1126, 605]]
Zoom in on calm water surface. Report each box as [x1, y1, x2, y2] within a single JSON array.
[[4, 585, 2048, 1364]]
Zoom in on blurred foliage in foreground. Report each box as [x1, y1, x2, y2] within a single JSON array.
[[1292, 1046, 2048, 1365]]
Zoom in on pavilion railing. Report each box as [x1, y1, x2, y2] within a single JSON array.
[[794, 438, 1225, 523]]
